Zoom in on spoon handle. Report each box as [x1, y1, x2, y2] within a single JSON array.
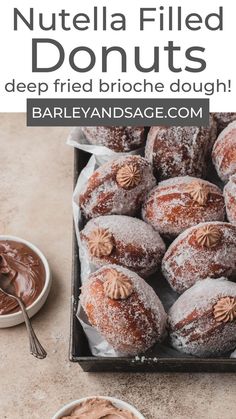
[[16, 297, 47, 359]]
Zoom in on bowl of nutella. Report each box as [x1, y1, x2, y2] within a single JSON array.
[[52, 396, 145, 419], [0, 235, 51, 328]]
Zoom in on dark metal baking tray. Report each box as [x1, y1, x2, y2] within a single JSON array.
[[69, 148, 236, 372]]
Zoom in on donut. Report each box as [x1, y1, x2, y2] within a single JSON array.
[[212, 121, 236, 182], [142, 176, 225, 238], [80, 264, 167, 355], [80, 215, 166, 277], [162, 222, 236, 293], [214, 113, 236, 135], [145, 118, 217, 181], [224, 175, 236, 225], [78, 155, 156, 219], [81, 126, 146, 152], [168, 277, 236, 357]]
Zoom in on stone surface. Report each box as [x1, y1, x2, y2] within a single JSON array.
[[0, 114, 236, 419]]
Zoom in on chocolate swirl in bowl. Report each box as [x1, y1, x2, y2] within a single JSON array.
[[0, 241, 45, 315]]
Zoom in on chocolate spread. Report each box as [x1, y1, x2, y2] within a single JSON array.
[[0, 240, 45, 315], [61, 398, 138, 419]]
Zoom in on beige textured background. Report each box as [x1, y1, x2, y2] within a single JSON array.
[[0, 113, 236, 419]]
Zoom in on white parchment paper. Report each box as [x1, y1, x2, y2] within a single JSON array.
[[73, 154, 124, 356], [67, 127, 144, 164]]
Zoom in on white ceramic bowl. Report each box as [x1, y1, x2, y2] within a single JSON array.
[[0, 235, 51, 328], [52, 396, 145, 419]]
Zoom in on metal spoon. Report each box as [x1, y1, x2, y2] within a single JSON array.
[[0, 273, 47, 359]]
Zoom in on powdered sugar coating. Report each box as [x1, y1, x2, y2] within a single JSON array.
[[80, 264, 167, 355], [80, 215, 166, 277], [162, 222, 236, 294], [168, 278, 236, 357], [78, 155, 156, 219], [81, 126, 146, 152], [142, 176, 225, 238], [224, 175, 236, 225], [145, 125, 213, 180], [212, 121, 236, 182]]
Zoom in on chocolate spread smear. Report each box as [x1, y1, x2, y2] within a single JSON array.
[[0, 241, 45, 315]]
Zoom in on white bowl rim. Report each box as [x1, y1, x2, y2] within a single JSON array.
[[52, 396, 145, 419], [0, 235, 51, 319]]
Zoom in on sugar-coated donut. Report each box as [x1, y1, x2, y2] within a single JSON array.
[[214, 113, 236, 135], [162, 222, 236, 293], [80, 264, 167, 355], [142, 176, 225, 238], [78, 155, 156, 219], [81, 126, 146, 152], [145, 118, 217, 181], [224, 175, 236, 225], [168, 278, 236, 357], [212, 121, 236, 182], [80, 215, 166, 277]]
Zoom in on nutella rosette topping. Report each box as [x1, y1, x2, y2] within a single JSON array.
[[186, 181, 210, 205], [195, 225, 222, 248], [103, 269, 133, 300], [116, 163, 142, 190], [88, 228, 114, 258], [213, 297, 236, 323]]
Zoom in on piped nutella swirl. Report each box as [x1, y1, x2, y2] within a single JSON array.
[[61, 398, 137, 419], [0, 241, 45, 315]]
